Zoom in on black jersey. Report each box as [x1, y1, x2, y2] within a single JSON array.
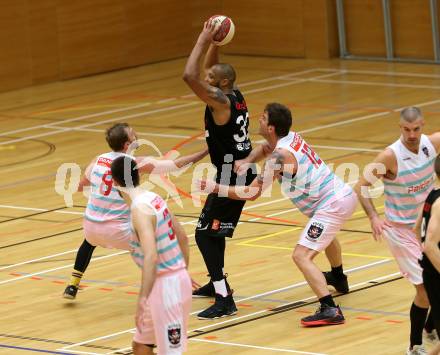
[[204, 89, 253, 185], [420, 188, 440, 274]]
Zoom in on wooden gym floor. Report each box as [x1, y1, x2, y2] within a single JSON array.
[[0, 55, 439, 355]]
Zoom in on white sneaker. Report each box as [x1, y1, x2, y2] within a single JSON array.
[[423, 329, 439, 345], [406, 345, 427, 355]]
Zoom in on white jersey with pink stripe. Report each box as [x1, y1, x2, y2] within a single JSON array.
[[384, 134, 436, 226], [84, 151, 131, 223], [130, 191, 186, 275], [275, 131, 352, 217]]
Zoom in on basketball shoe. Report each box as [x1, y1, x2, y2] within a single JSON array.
[[323, 271, 349, 294], [301, 304, 345, 326], [63, 285, 78, 299], [197, 293, 237, 319]]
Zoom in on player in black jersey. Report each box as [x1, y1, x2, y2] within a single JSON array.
[[183, 19, 255, 319], [417, 154, 440, 354]]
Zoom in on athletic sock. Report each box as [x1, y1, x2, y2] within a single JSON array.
[[213, 279, 228, 297], [331, 265, 344, 277], [410, 303, 429, 347], [319, 294, 336, 308], [69, 269, 83, 287]]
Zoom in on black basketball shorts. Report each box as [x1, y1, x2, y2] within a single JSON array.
[[195, 193, 246, 238]]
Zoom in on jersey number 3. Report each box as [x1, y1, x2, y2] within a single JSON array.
[[233, 112, 249, 143]]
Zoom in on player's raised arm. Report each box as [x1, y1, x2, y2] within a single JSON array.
[[183, 20, 230, 110]]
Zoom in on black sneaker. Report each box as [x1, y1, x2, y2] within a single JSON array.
[[323, 271, 349, 294], [301, 304, 345, 327], [197, 293, 238, 320], [193, 280, 215, 298], [193, 275, 231, 298], [63, 285, 78, 300]]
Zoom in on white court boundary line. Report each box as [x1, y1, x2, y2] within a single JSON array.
[[58, 268, 398, 354], [0, 71, 344, 146], [189, 338, 328, 355], [0, 68, 319, 139]]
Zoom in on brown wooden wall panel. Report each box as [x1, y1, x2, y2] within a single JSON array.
[[124, 0, 193, 67], [190, 0, 222, 43], [222, 0, 305, 57], [57, 0, 128, 79], [391, 0, 433, 59], [29, 0, 59, 84], [0, 0, 32, 91], [303, 0, 339, 59], [344, 0, 386, 57]]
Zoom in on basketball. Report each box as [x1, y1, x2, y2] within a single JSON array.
[[210, 15, 235, 46]]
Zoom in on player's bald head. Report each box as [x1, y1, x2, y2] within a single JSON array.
[[212, 63, 236, 88], [400, 107, 423, 123]]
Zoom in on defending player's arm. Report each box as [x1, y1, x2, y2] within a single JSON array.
[[423, 199, 440, 273], [429, 131, 440, 152], [171, 213, 189, 268], [234, 142, 275, 174], [183, 21, 230, 113], [132, 205, 158, 315], [354, 149, 395, 241], [137, 148, 208, 174], [201, 149, 288, 201], [77, 158, 97, 192]]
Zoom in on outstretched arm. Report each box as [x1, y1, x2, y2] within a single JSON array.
[[200, 149, 288, 201], [137, 148, 208, 174]]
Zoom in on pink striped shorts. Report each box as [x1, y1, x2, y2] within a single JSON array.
[[83, 219, 133, 251], [383, 221, 423, 285], [134, 268, 192, 354], [298, 192, 358, 252]]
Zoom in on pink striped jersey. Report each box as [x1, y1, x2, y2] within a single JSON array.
[[384, 134, 436, 226], [275, 131, 353, 217], [129, 191, 186, 275], [84, 152, 131, 223]]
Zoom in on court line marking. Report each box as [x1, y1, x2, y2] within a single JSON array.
[[0, 68, 320, 138], [317, 67, 440, 79], [0, 71, 344, 146], [313, 78, 440, 90], [0, 251, 128, 285], [58, 261, 394, 354], [189, 338, 328, 355]]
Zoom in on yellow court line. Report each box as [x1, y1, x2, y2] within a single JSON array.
[[239, 240, 391, 259], [237, 227, 301, 246], [237, 204, 389, 260]]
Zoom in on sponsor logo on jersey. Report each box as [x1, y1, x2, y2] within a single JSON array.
[[422, 146, 430, 158]]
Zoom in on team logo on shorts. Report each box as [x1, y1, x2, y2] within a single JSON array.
[[306, 222, 324, 241], [167, 323, 181, 347]]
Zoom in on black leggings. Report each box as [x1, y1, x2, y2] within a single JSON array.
[[423, 270, 440, 334], [74, 239, 96, 273], [195, 233, 226, 282]]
